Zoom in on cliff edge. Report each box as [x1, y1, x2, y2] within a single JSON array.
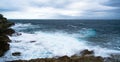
[[0, 14, 15, 56]]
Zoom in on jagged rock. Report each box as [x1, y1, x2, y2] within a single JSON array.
[[12, 33, 22, 36], [104, 54, 120, 62], [0, 21, 14, 30], [0, 14, 15, 57], [11, 55, 104, 62], [0, 41, 10, 56], [58, 56, 71, 62], [4, 28, 15, 36], [16, 33, 22, 36], [12, 52, 21, 56], [0, 14, 14, 30], [0, 14, 3, 18], [8, 49, 104, 62], [11, 50, 104, 62], [0, 35, 11, 42], [80, 49, 94, 56]]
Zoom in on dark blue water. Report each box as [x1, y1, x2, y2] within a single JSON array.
[[9, 19, 120, 50], [0, 19, 120, 61]]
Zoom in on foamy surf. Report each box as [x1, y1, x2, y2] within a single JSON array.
[[0, 23, 120, 61], [11, 23, 39, 31]]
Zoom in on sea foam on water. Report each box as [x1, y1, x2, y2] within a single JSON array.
[[0, 23, 120, 61]]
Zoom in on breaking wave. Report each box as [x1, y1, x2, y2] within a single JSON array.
[[0, 23, 120, 61], [11, 23, 39, 31]]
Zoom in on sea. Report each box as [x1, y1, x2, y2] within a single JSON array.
[[0, 19, 120, 61]]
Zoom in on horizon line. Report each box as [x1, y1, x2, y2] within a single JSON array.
[[8, 19, 120, 20]]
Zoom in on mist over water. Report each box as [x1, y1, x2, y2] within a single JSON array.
[[0, 20, 120, 61]]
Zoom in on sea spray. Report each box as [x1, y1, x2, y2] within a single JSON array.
[[0, 22, 120, 61]]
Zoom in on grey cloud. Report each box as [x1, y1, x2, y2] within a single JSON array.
[[30, 0, 70, 9], [0, 9, 17, 12], [0, 7, 20, 12], [0, 0, 120, 19], [105, 0, 120, 7]]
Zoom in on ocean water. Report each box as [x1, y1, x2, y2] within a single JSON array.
[[0, 20, 120, 61]]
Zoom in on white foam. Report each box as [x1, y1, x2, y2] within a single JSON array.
[[1, 23, 120, 61], [1, 31, 119, 61], [7, 32, 87, 60], [11, 23, 39, 31]]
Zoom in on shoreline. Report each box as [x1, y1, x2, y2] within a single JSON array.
[[9, 49, 104, 62], [0, 14, 120, 62], [8, 50, 120, 62]]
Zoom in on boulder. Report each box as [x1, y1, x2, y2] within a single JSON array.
[[12, 52, 21, 56], [80, 49, 94, 56]]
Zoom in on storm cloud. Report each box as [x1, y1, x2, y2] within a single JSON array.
[[0, 0, 120, 19]]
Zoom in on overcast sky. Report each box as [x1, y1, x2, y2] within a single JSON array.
[[0, 0, 120, 19]]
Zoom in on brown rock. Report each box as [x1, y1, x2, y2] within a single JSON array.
[[4, 28, 15, 36], [80, 49, 94, 56], [58, 56, 71, 62], [0, 35, 11, 42]]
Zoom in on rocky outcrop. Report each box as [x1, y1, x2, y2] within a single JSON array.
[[12, 51, 119, 62], [10, 49, 104, 62], [12, 52, 21, 56], [0, 14, 15, 56]]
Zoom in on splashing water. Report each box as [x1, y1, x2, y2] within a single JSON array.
[[0, 22, 120, 61]]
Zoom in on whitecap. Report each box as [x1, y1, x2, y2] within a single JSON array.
[[1, 31, 119, 61]]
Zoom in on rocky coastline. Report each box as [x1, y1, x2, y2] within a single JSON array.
[[11, 49, 104, 62], [0, 14, 15, 56], [0, 14, 120, 62], [9, 50, 120, 62]]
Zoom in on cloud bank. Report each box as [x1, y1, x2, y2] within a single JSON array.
[[0, 0, 120, 19]]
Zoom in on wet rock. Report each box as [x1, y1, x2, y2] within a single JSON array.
[[12, 32, 22, 37], [0, 41, 10, 56], [0, 35, 11, 42], [4, 28, 15, 36], [80, 49, 94, 56], [12, 52, 21, 56], [0, 21, 14, 30], [14, 40, 21, 43], [104, 54, 120, 62], [30, 41, 36, 43], [16, 33, 22, 36], [58, 56, 71, 62], [0, 14, 3, 18], [0, 14, 15, 57], [11, 54, 104, 62], [0, 14, 14, 31]]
